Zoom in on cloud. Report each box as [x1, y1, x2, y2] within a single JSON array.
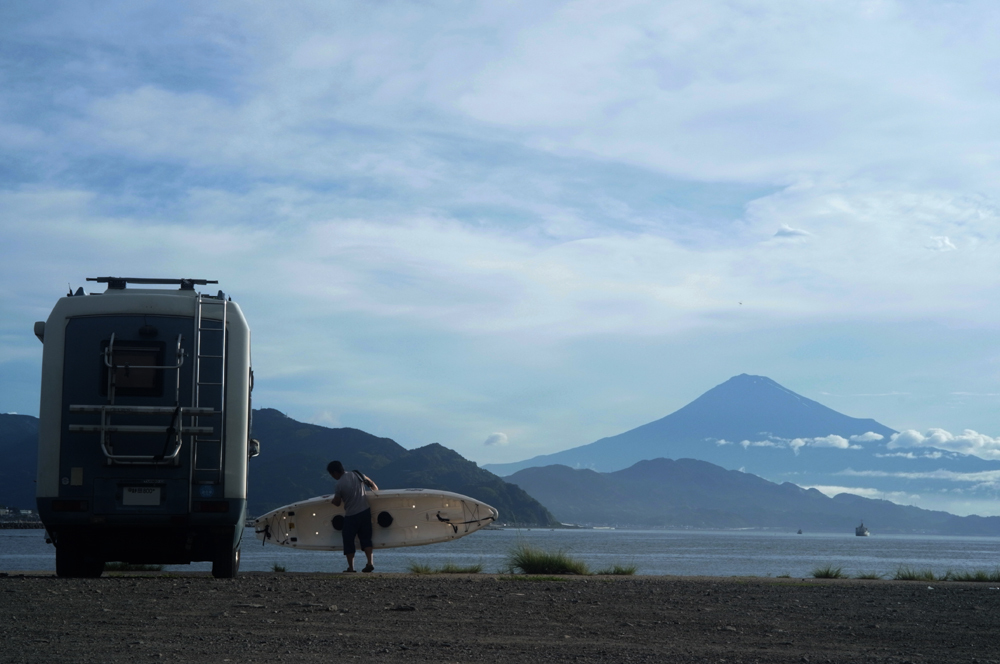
[[850, 432, 884, 443], [926, 236, 957, 251], [874, 451, 943, 460], [803, 485, 921, 504], [821, 392, 910, 397], [789, 435, 859, 454], [774, 224, 809, 238], [809, 434, 851, 448], [720, 434, 864, 454], [5, 1, 1000, 463], [840, 468, 1000, 485], [888, 428, 1000, 461], [739, 439, 780, 448], [484, 432, 509, 446]]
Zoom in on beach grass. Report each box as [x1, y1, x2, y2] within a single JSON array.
[[408, 562, 483, 574], [271, 563, 287, 573], [854, 571, 883, 579], [811, 564, 845, 579], [104, 562, 164, 572], [944, 568, 1000, 582], [504, 543, 590, 575], [594, 564, 638, 576], [893, 565, 937, 581], [439, 562, 483, 574]]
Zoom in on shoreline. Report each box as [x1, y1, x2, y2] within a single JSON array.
[[2, 573, 999, 662]]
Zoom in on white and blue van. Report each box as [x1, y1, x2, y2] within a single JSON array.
[[34, 277, 259, 577]]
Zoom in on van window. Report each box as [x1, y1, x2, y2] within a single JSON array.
[[100, 341, 165, 398]]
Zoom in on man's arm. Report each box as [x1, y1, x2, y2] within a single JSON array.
[[332, 495, 342, 506], [362, 474, 379, 491]]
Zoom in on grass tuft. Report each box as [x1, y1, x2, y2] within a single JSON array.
[[408, 562, 483, 574], [505, 543, 589, 575], [854, 571, 883, 580], [438, 562, 483, 574], [104, 562, 164, 572], [271, 563, 287, 573], [811, 564, 845, 579], [594, 564, 638, 576], [893, 565, 937, 581], [944, 568, 1000, 582]]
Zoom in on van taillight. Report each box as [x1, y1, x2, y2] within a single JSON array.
[[51, 500, 89, 512], [193, 501, 229, 513]]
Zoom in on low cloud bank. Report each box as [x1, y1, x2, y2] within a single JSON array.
[[889, 428, 1000, 461], [718, 432, 883, 454]]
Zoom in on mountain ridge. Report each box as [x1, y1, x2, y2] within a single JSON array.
[[0, 410, 557, 525], [507, 457, 1000, 535]]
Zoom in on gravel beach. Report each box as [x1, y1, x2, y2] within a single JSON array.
[[1, 573, 998, 663]]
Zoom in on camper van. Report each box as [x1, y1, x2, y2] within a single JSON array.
[[34, 277, 259, 577]]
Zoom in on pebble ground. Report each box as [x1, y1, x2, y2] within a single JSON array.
[[1, 572, 998, 663]]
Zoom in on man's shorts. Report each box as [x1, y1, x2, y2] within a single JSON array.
[[342, 508, 373, 557]]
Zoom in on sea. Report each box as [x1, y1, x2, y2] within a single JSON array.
[[3, 527, 1000, 578]]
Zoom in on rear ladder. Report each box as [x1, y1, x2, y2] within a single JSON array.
[[191, 294, 228, 489]]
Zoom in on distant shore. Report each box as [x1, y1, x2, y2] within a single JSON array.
[[0, 521, 43, 529], [2, 573, 998, 663]]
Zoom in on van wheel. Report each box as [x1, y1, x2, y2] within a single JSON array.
[[212, 545, 240, 578], [56, 546, 104, 578]]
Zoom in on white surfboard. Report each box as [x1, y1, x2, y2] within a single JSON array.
[[253, 488, 499, 551]]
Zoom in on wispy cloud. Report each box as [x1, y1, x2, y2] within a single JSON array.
[[926, 236, 957, 251], [716, 433, 877, 454], [774, 224, 809, 238], [840, 468, 1000, 485], [820, 392, 911, 397], [803, 485, 921, 504]]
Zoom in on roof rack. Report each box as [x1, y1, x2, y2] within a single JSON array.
[[87, 277, 219, 291]]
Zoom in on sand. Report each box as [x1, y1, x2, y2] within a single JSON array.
[[1, 572, 998, 663]]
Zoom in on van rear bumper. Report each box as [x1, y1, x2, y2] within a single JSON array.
[[38, 498, 247, 564]]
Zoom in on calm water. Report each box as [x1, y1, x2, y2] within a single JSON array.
[[3, 528, 1000, 577]]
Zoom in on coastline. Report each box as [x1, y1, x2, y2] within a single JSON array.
[[2, 573, 998, 662]]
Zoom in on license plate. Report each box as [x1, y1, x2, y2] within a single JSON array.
[[123, 486, 161, 506]]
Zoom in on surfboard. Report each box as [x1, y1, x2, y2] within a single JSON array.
[[253, 488, 499, 551]]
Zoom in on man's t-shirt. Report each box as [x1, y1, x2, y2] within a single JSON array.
[[334, 471, 369, 516]]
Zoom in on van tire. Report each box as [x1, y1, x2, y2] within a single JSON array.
[[56, 545, 104, 578], [212, 545, 240, 578]]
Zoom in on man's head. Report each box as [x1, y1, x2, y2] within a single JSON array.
[[327, 460, 345, 479]]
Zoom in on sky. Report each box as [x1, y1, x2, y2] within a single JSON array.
[[3, 1, 1000, 501]]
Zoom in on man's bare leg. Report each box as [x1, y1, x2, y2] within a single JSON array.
[[344, 552, 356, 572], [362, 547, 374, 573]]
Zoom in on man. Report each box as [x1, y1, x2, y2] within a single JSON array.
[[328, 460, 379, 573]]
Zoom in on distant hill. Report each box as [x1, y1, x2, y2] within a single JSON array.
[[247, 409, 556, 525], [0, 409, 557, 526], [0, 414, 38, 510], [507, 458, 1000, 535]]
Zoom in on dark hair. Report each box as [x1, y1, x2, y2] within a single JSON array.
[[327, 460, 345, 476]]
